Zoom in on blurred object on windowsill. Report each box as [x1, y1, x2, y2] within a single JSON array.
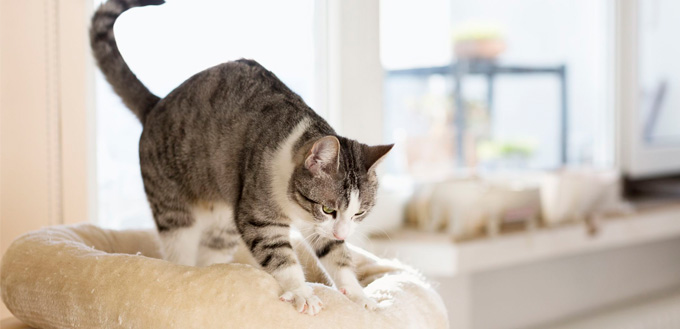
[[405, 172, 543, 240], [404, 169, 633, 241], [453, 21, 506, 60], [541, 169, 633, 235]]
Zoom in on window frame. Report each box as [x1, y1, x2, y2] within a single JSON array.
[[616, 0, 680, 179]]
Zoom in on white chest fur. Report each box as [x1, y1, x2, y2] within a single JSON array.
[[269, 118, 312, 222]]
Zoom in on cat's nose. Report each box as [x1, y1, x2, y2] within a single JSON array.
[[333, 232, 345, 240]]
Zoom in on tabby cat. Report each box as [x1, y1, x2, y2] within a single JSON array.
[[90, 0, 392, 315]]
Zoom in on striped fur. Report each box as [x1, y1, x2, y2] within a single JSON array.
[[90, 0, 393, 314], [90, 0, 164, 122]]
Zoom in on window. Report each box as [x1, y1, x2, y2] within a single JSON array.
[[621, 0, 680, 178], [95, 0, 317, 229], [639, 0, 680, 146], [381, 0, 612, 180]]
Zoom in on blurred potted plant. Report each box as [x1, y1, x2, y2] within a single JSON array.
[[477, 139, 536, 169], [453, 22, 506, 60]]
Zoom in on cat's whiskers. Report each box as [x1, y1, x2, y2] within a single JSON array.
[[303, 230, 321, 248], [353, 230, 374, 248], [358, 223, 394, 243]]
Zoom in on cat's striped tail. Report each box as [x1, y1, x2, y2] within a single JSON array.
[[90, 0, 164, 124]]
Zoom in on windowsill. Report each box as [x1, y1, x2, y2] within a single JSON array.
[[366, 203, 680, 277]]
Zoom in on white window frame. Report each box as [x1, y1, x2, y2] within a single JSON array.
[[616, 0, 680, 179], [317, 0, 384, 146]]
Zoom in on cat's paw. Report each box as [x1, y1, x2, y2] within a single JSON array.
[[340, 287, 378, 311], [280, 286, 323, 315]]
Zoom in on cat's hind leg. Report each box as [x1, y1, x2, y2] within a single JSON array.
[[146, 194, 201, 265], [142, 169, 200, 266], [194, 202, 241, 267], [140, 128, 206, 266], [158, 224, 202, 266], [197, 242, 238, 267]]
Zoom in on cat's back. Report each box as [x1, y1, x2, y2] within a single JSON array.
[[138, 59, 322, 201], [143, 58, 324, 148], [151, 59, 303, 119], [141, 59, 302, 149]]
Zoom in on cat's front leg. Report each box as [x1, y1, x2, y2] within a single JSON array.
[[314, 237, 377, 310], [237, 208, 322, 315]]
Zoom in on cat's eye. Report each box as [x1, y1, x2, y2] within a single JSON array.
[[322, 205, 336, 215], [355, 211, 365, 216]]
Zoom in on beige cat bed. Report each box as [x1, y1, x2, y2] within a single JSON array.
[[1, 224, 447, 328]]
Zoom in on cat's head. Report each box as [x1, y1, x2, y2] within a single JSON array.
[[289, 136, 393, 241]]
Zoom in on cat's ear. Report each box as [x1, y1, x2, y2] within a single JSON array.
[[305, 136, 340, 175], [364, 144, 394, 171]]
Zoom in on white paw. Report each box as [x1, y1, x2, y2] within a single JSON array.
[[280, 286, 323, 315], [340, 287, 378, 311]]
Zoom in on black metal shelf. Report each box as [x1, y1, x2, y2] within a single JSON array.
[[386, 58, 568, 165]]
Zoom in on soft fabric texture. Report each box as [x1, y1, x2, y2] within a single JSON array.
[[1, 224, 448, 328]]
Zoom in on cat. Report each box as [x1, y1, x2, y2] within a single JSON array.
[[90, 0, 392, 315]]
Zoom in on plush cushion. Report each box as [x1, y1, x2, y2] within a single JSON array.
[[1, 224, 448, 328]]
